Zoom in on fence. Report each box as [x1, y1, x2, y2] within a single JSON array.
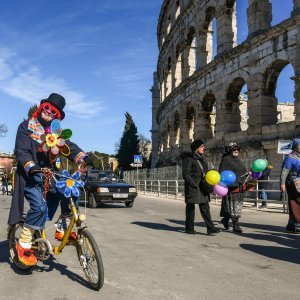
[[124, 166, 288, 213]]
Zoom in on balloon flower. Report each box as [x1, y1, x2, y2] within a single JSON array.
[[220, 170, 236, 186], [251, 171, 263, 180], [251, 159, 268, 172], [213, 184, 228, 197], [205, 170, 220, 186], [39, 119, 73, 162], [56, 170, 85, 198]]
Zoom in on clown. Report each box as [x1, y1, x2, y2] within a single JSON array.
[[8, 93, 93, 266]]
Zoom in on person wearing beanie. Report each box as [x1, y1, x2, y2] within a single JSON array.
[[181, 139, 221, 235], [219, 142, 247, 233], [280, 137, 300, 233], [8, 93, 93, 266]]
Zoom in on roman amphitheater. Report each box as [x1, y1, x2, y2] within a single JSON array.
[[151, 0, 300, 177]]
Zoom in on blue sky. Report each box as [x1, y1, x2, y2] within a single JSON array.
[[0, 0, 295, 154]]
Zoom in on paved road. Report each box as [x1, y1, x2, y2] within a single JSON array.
[[0, 194, 299, 300]]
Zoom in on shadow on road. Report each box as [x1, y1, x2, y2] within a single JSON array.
[[239, 222, 300, 265], [167, 218, 219, 228], [36, 256, 94, 290], [0, 239, 12, 264], [0, 239, 95, 288], [132, 221, 183, 232], [132, 220, 207, 235]]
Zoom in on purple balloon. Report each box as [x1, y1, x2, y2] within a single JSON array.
[[213, 184, 228, 197], [251, 171, 263, 180]]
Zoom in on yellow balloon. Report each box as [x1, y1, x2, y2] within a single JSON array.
[[205, 170, 221, 185]]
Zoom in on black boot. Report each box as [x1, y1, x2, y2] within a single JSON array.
[[232, 218, 243, 233], [286, 223, 299, 234], [221, 217, 230, 230], [185, 228, 196, 234], [207, 227, 221, 236]]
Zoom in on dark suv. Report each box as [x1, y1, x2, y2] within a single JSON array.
[[81, 170, 137, 208]]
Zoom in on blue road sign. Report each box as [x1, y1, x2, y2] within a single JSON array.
[[134, 155, 143, 164]]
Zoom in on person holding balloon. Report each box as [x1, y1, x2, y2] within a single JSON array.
[[218, 143, 247, 233], [280, 138, 300, 233], [181, 139, 221, 235]]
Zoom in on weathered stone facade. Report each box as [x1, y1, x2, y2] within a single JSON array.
[[151, 0, 300, 178]]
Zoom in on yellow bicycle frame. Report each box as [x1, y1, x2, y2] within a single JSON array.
[[39, 197, 80, 255]]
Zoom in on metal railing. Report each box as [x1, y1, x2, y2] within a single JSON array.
[[132, 179, 289, 213]]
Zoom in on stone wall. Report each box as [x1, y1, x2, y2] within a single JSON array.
[[151, 0, 300, 178]]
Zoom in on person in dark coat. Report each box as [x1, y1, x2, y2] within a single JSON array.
[[219, 143, 247, 233], [258, 165, 272, 209], [8, 93, 92, 266], [1, 172, 9, 195], [182, 139, 221, 235]]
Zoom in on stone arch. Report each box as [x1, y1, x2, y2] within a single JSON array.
[[201, 91, 216, 138], [226, 0, 235, 8], [186, 27, 198, 76], [186, 102, 195, 140], [175, 0, 180, 19], [166, 120, 171, 150], [166, 14, 171, 35], [265, 60, 294, 97], [161, 70, 166, 103], [175, 45, 182, 88], [225, 77, 248, 132], [265, 59, 296, 123], [166, 57, 172, 97], [203, 6, 217, 64], [174, 110, 181, 146]]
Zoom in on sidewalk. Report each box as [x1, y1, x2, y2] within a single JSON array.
[[137, 192, 289, 214]]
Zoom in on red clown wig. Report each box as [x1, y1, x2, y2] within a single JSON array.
[[32, 102, 62, 120]]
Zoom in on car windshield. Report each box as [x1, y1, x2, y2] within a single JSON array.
[[87, 171, 118, 182]]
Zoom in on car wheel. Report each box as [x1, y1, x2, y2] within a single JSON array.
[[88, 193, 97, 208], [125, 201, 134, 208]]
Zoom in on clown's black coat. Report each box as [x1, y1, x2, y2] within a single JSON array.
[[8, 119, 85, 226]]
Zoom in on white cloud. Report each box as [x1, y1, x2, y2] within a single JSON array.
[[0, 48, 103, 118]]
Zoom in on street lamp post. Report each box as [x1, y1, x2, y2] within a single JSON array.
[[90, 151, 104, 170]]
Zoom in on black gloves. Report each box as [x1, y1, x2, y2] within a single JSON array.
[[28, 165, 42, 176], [83, 156, 94, 167]]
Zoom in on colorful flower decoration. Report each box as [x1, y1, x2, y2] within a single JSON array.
[[56, 170, 85, 198], [39, 119, 73, 162]]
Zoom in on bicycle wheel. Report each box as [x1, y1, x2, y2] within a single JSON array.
[[76, 229, 104, 290], [8, 222, 32, 270]]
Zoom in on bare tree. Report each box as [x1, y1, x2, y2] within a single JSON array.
[[139, 134, 152, 164], [0, 124, 8, 138]]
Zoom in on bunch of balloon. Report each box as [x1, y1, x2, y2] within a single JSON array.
[[214, 170, 237, 197], [250, 159, 268, 180], [205, 170, 236, 197]]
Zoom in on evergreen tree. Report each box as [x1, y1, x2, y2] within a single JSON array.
[[116, 112, 140, 171]]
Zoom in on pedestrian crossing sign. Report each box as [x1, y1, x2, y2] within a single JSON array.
[[134, 155, 142, 164]]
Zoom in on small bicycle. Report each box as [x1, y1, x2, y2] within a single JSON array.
[[7, 168, 104, 291]]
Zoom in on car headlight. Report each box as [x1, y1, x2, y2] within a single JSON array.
[[97, 187, 109, 193], [129, 188, 136, 193]]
